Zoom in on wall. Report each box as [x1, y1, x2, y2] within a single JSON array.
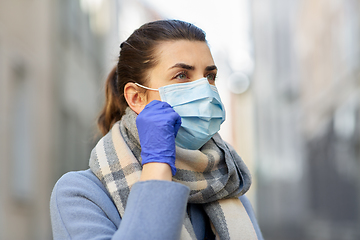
[[0, 0, 117, 239], [251, 0, 360, 239]]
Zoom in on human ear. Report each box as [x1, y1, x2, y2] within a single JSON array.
[[124, 82, 147, 114]]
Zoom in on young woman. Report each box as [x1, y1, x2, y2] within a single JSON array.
[[50, 19, 263, 240]]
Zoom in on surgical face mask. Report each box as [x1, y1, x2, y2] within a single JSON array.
[[135, 78, 226, 150]]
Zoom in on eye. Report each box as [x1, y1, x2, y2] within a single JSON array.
[[206, 73, 217, 83], [174, 71, 189, 80]]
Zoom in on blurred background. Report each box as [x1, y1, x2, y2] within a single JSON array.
[[0, 0, 359, 239]]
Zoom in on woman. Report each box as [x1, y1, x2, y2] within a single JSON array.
[[50, 19, 263, 240]]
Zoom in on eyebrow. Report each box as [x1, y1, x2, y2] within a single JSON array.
[[205, 65, 217, 71], [169, 63, 195, 70], [169, 63, 218, 71]]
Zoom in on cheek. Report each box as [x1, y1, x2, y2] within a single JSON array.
[[146, 91, 162, 104]]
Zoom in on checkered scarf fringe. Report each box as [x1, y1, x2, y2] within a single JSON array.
[[89, 108, 258, 240]]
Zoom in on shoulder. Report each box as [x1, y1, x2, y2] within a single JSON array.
[[50, 170, 121, 239], [51, 170, 114, 208], [51, 169, 117, 215], [53, 169, 108, 195], [239, 195, 264, 240]]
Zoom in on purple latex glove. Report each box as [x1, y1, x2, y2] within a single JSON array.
[[136, 100, 182, 175]]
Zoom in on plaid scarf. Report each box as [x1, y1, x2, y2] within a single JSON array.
[[89, 108, 257, 240]]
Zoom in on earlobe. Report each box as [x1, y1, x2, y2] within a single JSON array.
[[124, 82, 147, 114]]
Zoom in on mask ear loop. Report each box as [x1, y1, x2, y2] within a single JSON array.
[[134, 82, 159, 91]]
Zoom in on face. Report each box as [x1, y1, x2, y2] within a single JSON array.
[[144, 40, 217, 104]]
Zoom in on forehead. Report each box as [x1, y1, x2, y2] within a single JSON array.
[[153, 40, 215, 67]]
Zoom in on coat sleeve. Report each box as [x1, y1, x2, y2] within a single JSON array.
[[50, 171, 190, 240]]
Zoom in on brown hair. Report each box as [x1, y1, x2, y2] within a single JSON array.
[[97, 19, 207, 135]]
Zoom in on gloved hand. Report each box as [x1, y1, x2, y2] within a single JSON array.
[[136, 100, 182, 175]]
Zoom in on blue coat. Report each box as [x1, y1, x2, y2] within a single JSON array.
[[50, 169, 263, 240]]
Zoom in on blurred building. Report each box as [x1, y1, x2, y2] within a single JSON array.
[[0, 0, 120, 239], [251, 0, 360, 239]]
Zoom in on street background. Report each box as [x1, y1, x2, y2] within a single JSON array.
[[0, 0, 359, 239]]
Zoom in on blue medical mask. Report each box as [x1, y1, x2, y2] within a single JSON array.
[[135, 78, 226, 150]]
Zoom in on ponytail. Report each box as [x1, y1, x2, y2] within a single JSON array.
[[97, 66, 126, 135]]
